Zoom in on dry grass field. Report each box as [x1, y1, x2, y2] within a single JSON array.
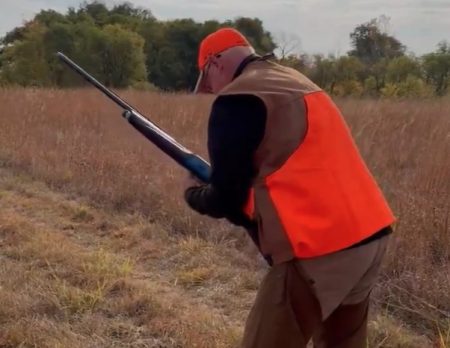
[[0, 88, 449, 347]]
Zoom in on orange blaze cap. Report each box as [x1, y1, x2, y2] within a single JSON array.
[[198, 28, 250, 70]]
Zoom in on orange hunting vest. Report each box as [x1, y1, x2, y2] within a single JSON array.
[[220, 60, 395, 263]]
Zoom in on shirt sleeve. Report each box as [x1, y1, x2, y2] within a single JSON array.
[[184, 94, 266, 226]]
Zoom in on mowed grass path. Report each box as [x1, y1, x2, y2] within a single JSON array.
[[0, 168, 435, 347], [0, 168, 254, 347]]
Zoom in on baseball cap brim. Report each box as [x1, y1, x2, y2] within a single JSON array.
[[193, 69, 209, 94]]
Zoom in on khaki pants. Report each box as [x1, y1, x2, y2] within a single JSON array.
[[241, 236, 389, 348]]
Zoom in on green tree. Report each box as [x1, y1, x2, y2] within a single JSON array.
[[422, 41, 450, 95], [9, 0, 443, 96], [138, 20, 165, 85], [107, 3, 156, 32], [307, 55, 364, 96], [363, 76, 378, 96], [349, 17, 405, 65], [335, 56, 364, 82], [35, 9, 70, 27], [99, 24, 147, 87], [110, 2, 154, 20], [278, 54, 312, 75], [386, 55, 421, 83], [43, 22, 79, 86], [78, 1, 109, 26], [164, 19, 202, 89], [0, 22, 51, 86], [147, 19, 201, 90], [68, 22, 108, 83], [310, 55, 337, 93], [333, 56, 364, 96], [230, 17, 276, 54], [381, 76, 432, 98], [0, 2, 278, 90], [1, 24, 28, 45], [348, 17, 407, 95], [334, 80, 364, 97], [67, 23, 147, 87], [199, 20, 222, 39]]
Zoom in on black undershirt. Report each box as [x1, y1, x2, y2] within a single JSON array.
[[184, 94, 266, 228]]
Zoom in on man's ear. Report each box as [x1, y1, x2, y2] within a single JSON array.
[[209, 55, 221, 67]]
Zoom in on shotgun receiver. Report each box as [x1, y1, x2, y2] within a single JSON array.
[[57, 52, 211, 183]]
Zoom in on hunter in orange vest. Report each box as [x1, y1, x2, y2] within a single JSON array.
[[184, 28, 395, 348]]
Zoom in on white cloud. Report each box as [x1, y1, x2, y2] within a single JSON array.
[[0, 0, 448, 54]]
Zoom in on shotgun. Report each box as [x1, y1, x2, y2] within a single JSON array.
[[57, 52, 211, 183], [58, 52, 268, 264]]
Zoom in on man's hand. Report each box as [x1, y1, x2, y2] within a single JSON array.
[[183, 173, 203, 191]]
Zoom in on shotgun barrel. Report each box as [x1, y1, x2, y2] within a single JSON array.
[[57, 52, 211, 183]]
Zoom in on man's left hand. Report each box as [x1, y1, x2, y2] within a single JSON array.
[[183, 173, 203, 191]]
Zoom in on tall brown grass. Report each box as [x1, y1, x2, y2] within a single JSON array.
[[1, 88, 449, 345]]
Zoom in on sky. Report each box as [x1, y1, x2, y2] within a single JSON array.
[[0, 0, 449, 55]]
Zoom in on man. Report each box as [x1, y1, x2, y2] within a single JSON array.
[[184, 28, 395, 348]]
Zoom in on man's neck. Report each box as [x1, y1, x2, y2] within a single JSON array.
[[233, 54, 260, 79]]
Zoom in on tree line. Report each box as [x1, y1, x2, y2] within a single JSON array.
[[282, 18, 450, 97], [0, 2, 449, 97]]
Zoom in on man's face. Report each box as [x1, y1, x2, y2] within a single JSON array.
[[195, 55, 230, 94]]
